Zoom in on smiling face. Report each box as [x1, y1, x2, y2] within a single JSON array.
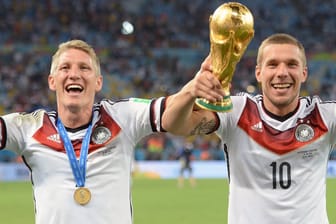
[[48, 47, 102, 114], [255, 43, 307, 115]]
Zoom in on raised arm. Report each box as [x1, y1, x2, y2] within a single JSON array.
[[162, 56, 225, 136]]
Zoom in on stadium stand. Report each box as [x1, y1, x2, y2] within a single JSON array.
[[0, 0, 335, 161]]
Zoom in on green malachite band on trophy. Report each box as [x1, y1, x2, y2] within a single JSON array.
[[195, 95, 233, 112]]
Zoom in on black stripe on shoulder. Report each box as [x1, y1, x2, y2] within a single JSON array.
[[160, 97, 167, 132], [0, 117, 7, 149], [149, 99, 157, 132]]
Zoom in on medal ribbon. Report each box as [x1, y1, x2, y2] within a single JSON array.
[[57, 118, 93, 187]]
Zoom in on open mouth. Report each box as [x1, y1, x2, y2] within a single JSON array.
[[271, 83, 292, 89], [66, 84, 83, 93]]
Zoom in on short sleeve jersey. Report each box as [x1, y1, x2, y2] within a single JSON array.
[[0, 97, 166, 224], [216, 93, 333, 224]]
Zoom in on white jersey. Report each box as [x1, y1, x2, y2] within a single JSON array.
[[216, 93, 333, 224], [0, 97, 166, 224]]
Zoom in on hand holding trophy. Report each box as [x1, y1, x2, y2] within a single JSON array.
[[195, 2, 254, 112]]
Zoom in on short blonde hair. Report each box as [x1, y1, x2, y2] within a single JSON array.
[[50, 39, 101, 76], [257, 33, 307, 67]]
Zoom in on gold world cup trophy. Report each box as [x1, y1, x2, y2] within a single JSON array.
[[195, 2, 254, 112]]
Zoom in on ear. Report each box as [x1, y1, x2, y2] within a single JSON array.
[[301, 66, 308, 83], [255, 65, 261, 82], [95, 75, 103, 92], [48, 75, 56, 91]]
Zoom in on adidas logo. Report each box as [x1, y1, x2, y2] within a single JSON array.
[[47, 134, 61, 143], [251, 122, 263, 132]]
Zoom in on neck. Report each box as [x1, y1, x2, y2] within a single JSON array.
[[57, 106, 92, 129], [261, 95, 300, 117], [262, 100, 300, 121]]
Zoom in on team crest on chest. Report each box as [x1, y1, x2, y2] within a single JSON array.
[[295, 123, 314, 142], [92, 126, 112, 144]]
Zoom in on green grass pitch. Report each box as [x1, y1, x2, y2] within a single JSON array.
[[0, 178, 335, 223]]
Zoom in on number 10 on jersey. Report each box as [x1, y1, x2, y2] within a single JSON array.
[[270, 161, 292, 189]]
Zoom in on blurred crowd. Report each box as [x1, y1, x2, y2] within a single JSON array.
[[0, 0, 336, 162]]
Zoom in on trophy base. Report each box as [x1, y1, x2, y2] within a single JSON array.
[[195, 96, 233, 112]]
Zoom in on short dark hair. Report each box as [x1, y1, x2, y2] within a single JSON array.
[[257, 33, 306, 67]]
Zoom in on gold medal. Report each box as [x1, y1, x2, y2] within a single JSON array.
[[74, 187, 91, 205]]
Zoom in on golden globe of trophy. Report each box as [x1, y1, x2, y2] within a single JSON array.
[[195, 2, 254, 112]]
